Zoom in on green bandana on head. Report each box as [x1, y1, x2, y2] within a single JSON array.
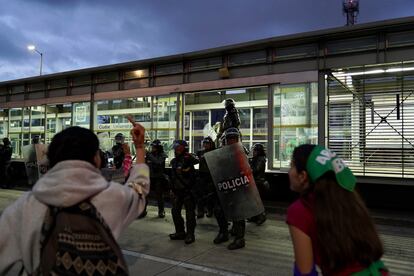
[[306, 145, 356, 192]]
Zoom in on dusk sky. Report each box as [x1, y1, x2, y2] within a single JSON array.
[[1, 0, 413, 82]]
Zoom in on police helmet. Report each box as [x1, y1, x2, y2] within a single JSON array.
[[173, 140, 188, 151], [224, 127, 240, 139], [151, 139, 164, 152], [252, 143, 266, 155], [202, 136, 216, 149], [151, 139, 162, 147], [114, 133, 125, 144], [224, 98, 235, 109]]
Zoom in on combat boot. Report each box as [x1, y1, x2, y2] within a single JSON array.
[[213, 232, 229, 244], [227, 238, 245, 250], [256, 213, 267, 226], [169, 232, 186, 240], [158, 210, 165, 218], [185, 233, 195, 244]]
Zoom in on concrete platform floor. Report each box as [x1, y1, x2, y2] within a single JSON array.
[[119, 207, 414, 276], [0, 189, 413, 275]]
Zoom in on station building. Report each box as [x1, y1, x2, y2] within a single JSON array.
[[2, 16, 414, 186]]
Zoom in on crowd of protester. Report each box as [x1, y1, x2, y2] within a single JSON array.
[[0, 99, 389, 275]]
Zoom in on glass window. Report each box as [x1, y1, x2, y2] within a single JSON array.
[[94, 98, 151, 153], [326, 36, 377, 54], [0, 108, 8, 138], [73, 102, 90, 128], [96, 71, 118, 83], [252, 107, 268, 150], [273, 83, 318, 169], [275, 44, 317, 60], [50, 78, 67, 89], [153, 95, 178, 162], [30, 82, 45, 92], [30, 106, 45, 144], [156, 63, 183, 75], [229, 50, 267, 66], [0, 86, 8, 96], [387, 31, 414, 48], [46, 104, 72, 144], [72, 75, 92, 86], [189, 57, 222, 71], [184, 110, 209, 153], [9, 108, 22, 157], [124, 68, 149, 79], [184, 86, 269, 154], [22, 108, 31, 146], [11, 85, 25, 94]]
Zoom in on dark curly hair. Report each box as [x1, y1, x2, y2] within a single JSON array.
[[47, 126, 99, 168]]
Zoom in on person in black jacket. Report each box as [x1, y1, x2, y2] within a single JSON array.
[[217, 98, 241, 146], [223, 128, 247, 250], [248, 143, 268, 225], [0, 138, 12, 188], [112, 133, 126, 169], [195, 137, 215, 218], [169, 140, 199, 244], [146, 139, 168, 218]]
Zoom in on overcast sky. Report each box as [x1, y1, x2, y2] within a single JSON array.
[[0, 0, 413, 82]]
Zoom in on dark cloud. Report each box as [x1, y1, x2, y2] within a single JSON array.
[[1, 0, 414, 81]]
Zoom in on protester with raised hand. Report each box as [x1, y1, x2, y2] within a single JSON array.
[[0, 119, 149, 275], [287, 144, 388, 276]]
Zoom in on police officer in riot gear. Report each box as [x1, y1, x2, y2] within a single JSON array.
[[112, 133, 126, 169], [146, 139, 168, 218], [169, 140, 199, 244], [195, 137, 215, 218], [216, 127, 247, 250], [217, 98, 241, 145], [248, 143, 268, 225]]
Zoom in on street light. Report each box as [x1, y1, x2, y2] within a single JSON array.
[[27, 44, 43, 76]]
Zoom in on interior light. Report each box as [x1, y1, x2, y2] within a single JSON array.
[[133, 70, 144, 78], [226, 89, 246, 95], [385, 67, 414, 73]]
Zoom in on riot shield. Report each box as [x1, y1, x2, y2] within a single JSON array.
[[22, 145, 38, 185], [35, 144, 48, 177], [204, 142, 264, 221]]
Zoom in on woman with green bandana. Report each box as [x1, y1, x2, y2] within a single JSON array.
[[286, 144, 388, 276]]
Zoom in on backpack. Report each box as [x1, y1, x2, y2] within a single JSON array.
[[112, 144, 125, 169], [35, 201, 128, 275]]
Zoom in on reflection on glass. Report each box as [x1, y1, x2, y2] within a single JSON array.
[[73, 102, 90, 128], [46, 104, 72, 144], [0, 109, 8, 138], [273, 83, 318, 169], [184, 86, 269, 154], [95, 98, 151, 153], [185, 110, 209, 153], [153, 95, 177, 162], [30, 106, 45, 144], [9, 108, 22, 157]]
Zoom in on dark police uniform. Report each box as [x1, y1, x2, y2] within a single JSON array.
[[248, 154, 268, 225], [170, 150, 199, 243], [146, 150, 168, 217], [217, 99, 241, 146], [195, 148, 215, 218]]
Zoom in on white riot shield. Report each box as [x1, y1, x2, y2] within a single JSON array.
[[204, 142, 264, 220], [22, 145, 38, 185], [35, 144, 48, 177]]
